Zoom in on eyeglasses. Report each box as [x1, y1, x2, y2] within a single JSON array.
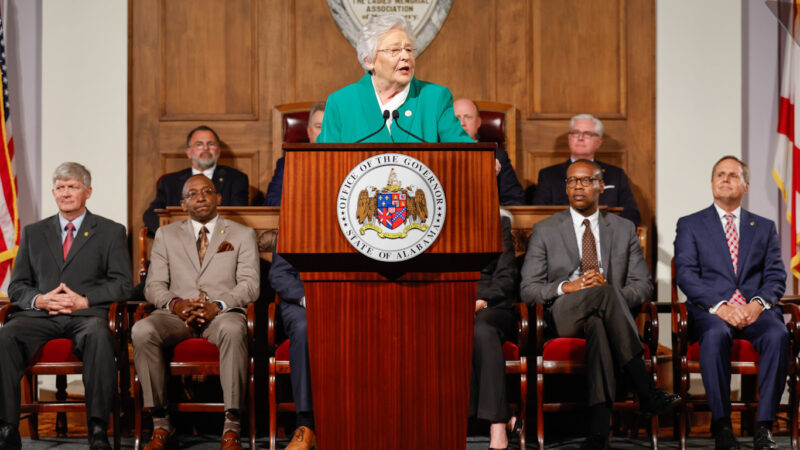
[[376, 47, 416, 58], [184, 187, 217, 200], [190, 141, 220, 150], [565, 176, 600, 187], [567, 130, 600, 139]]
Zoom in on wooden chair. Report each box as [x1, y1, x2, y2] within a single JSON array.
[[0, 301, 129, 450], [502, 302, 529, 450], [532, 299, 660, 449], [132, 302, 257, 450], [474, 101, 517, 168], [671, 259, 800, 449]]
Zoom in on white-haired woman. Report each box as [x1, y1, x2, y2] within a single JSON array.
[[317, 15, 472, 143]]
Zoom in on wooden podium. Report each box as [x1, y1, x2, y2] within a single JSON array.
[[278, 143, 503, 450]]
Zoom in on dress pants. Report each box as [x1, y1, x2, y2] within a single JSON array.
[[469, 306, 517, 422], [278, 301, 313, 412], [0, 314, 116, 425], [689, 304, 789, 422], [131, 310, 248, 411], [547, 285, 643, 406]]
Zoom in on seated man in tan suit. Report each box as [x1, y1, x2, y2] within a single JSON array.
[[132, 175, 259, 450]]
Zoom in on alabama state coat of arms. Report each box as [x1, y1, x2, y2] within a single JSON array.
[[337, 153, 446, 262]]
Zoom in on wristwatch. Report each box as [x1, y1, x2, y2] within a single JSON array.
[[753, 297, 770, 310]]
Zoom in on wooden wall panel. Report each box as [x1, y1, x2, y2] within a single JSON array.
[[130, 0, 655, 269]]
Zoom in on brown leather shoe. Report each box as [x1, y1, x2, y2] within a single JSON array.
[[285, 426, 317, 450], [221, 430, 243, 450], [143, 428, 176, 450]]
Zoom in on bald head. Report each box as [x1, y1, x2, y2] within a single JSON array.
[[453, 98, 481, 140]]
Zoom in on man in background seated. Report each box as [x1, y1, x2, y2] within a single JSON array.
[[133, 175, 259, 450], [143, 125, 249, 233], [520, 159, 678, 450], [264, 102, 325, 206], [0, 162, 134, 450], [453, 98, 525, 206], [532, 114, 640, 225], [675, 156, 787, 450]]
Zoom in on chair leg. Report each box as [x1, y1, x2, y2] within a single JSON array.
[[269, 358, 277, 450], [25, 373, 39, 440], [649, 414, 657, 449], [133, 374, 142, 450], [55, 374, 67, 437], [519, 357, 527, 450], [536, 367, 544, 450], [249, 359, 256, 450], [112, 389, 121, 450]]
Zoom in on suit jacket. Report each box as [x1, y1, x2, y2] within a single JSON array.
[[674, 205, 786, 310], [143, 165, 250, 233], [145, 217, 259, 310], [8, 210, 134, 318], [477, 215, 519, 308], [269, 247, 304, 304], [317, 74, 473, 144], [520, 209, 652, 308], [495, 147, 525, 206], [532, 159, 641, 225], [264, 156, 285, 206]]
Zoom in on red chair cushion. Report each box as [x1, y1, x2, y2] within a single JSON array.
[[542, 337, 651, 361], [32, 339, 80, 364], [171, 338, 219, 362], [283, 112, 310, 143], [276, 339, 290, 361], [687, 339, 759, 363], [478, 110, 505, 147], [503, 341, 519, 361]]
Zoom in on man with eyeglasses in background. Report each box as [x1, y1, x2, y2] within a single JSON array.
[[143, 125, 250, 234], [532, 114, 640, 225], [520, 159, 679, 449]]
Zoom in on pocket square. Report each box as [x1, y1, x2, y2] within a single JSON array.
[[217, 241, 234, 252]]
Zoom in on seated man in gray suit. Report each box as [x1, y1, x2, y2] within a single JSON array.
[[520, 159, 679, 450], [132, 175, 259, 450], [0, 162, 134, 450]]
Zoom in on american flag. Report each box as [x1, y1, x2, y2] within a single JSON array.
[[0, 11, 18, 296]]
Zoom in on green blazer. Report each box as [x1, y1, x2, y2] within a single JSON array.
[[317, 74, 473, 143]]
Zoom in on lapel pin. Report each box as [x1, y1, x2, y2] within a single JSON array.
[[405, 110, 412, 117], [221, 229, 225, 234], [218, 178, 224, 183], [84, 232, 88, 236], [750, 221, 755, 226]]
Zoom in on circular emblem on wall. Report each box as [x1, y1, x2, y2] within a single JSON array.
[[326, 0, 453, 57], [337, 153, 446, 262]]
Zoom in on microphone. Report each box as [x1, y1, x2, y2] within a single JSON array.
[[356, 110, 391, 143], [392, 110, 426, 143]]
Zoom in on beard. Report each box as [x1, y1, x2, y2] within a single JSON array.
[[192, 152, 219, 170]]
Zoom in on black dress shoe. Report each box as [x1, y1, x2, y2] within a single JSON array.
[[0, 422, 21, 450], [88, 429, 112, 450], [715, 425, 740, 450], [579, 434, 608, 450], [753, 426, 779, 450], [639, 389, 681, 418]]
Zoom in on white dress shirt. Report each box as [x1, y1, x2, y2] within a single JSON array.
[[372, 78, 410, 135]]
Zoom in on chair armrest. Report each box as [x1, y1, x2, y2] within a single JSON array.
[[246, 303, 256, 353], [780, 302, 800, 358], [0, 303, 20, 326], [671, 302, 689, 357], [637, 301, 658, 355], [106, 301, 128, 338], [534, 302, 546, 356], [267, 296, 278, 355], [134, 302, 155, 322], [513, 302, 529, 356], [138, 227, 149, 281]]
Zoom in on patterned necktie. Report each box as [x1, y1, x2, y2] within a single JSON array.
[[62, 222, 75, 260], [724, 213, 746, 305], [197, 226, 209, 264], [581, 219, 599, 273]]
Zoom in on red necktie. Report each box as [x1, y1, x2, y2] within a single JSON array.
[[63, 222, 75, 260], [724, 213, 746, 306]]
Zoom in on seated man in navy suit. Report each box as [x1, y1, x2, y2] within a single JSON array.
[[264, 102, 325, 206], [143, 125, 249, 233], [675, 156, 787, 450], [532, 114, 640, 224], [453, 98, 525, 206]]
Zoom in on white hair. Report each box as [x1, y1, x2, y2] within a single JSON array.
[[52, 162, 91, 188], [356, 15, 416, 72], [570, 113, 604, 137]]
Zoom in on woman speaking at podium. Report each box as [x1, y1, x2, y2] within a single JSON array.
[[317, 14, 473, 144]]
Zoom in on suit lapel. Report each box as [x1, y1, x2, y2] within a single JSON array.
[[63, 211, 97, 269], [737, 209, 755, 279], [702, 206, 737, 279], [45, 215, 65, 269], [598, 212, 613, 277], [200, 218, 227, 273], [556, 210, 580, 271], [180, 220, 202, 273], [357, 74, 391, 142]]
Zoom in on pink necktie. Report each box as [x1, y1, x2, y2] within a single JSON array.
[[63, 222, 75, 260], [724, 213, 746, 306]]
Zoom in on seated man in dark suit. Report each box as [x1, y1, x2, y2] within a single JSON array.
[[453, 98, 525, 206], [0, 162, 134, 450], [143, 125, 249, 232], [532, 114, 640, 224], [520, 159, 678, 449], [264, 102, 325, 206], [675, 156, 787, 450]]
